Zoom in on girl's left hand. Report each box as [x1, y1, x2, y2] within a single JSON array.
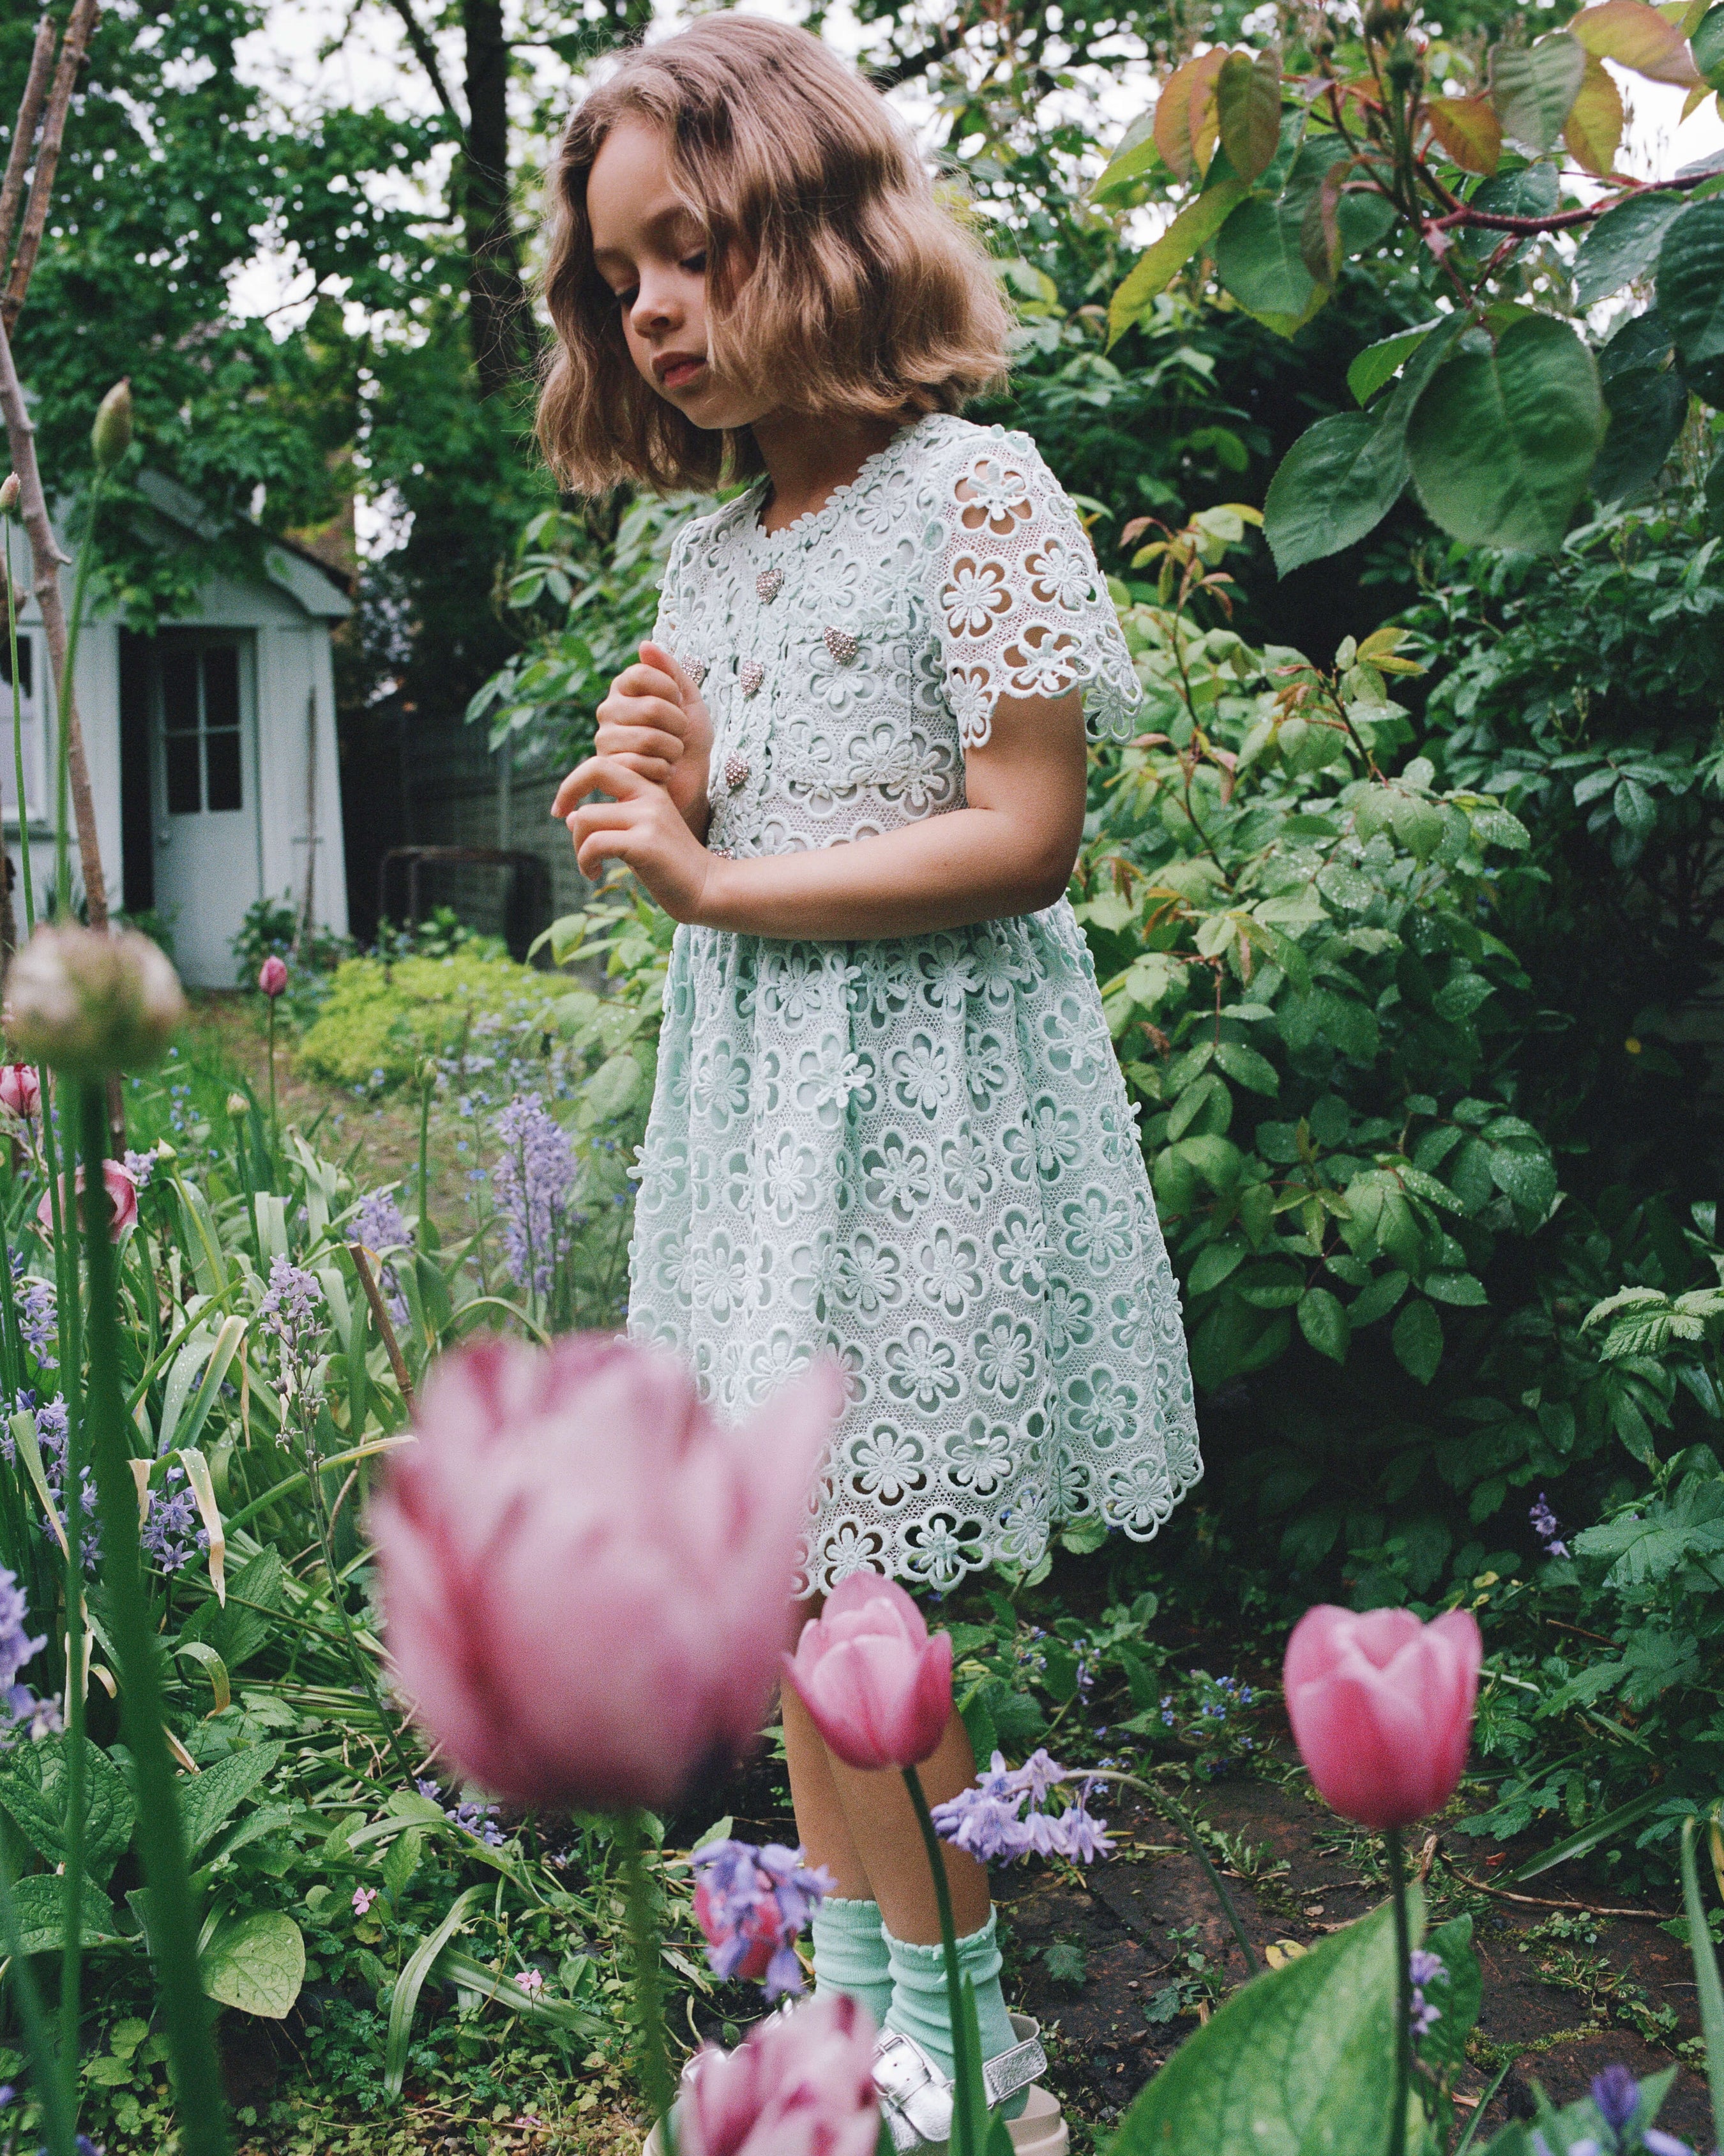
[[555, 757, 715, 923]]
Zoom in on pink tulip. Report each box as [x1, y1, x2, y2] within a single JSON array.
[[370, 1333, 843, 1811], [1283, 1604, 1483, 1832], [0, 1063, 40, 1120], [677, 1993, 879, 2156], [37, 1159, 139, 1242], [782, 1572, 954, 1772], [257, 955, 288, 998]]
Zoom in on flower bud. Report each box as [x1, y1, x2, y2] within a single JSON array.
[[0, 1063, 40, 1120], [91, 380, 133, 473], [5, 925, 186, 1075], [257, 955, 288, 998], [227, 1092, 250, 1120], [0, 474, 19, 515]]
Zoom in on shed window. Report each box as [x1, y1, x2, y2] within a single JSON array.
[[0, 630, 47, 822], [160, 644, 243, 815]]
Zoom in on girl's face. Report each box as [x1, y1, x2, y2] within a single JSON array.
[[587, 119, 774, 434]]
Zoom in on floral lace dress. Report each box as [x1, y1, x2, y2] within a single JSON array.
[[629, 412, 1201, 1595]]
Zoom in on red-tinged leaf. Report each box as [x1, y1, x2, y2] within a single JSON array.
[[1216, 45, 1283, 184], [1155, 49, 1229, 180], [1299, 159, 1350, 286], [1565, 52, 1627, 172], [1107, 176, 1251, 345], [1425, 94, 1503, 174], [1570, 0, 1702, 83]]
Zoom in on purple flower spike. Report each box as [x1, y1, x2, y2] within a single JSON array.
[[1591, 2065, 1639, 2134]]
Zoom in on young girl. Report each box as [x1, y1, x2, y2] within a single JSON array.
[[542, 17, 1200, 2140]]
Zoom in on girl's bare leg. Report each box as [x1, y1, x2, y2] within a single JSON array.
[[782, 1674, 874, 1897], [826, 1706, 990, 1945]]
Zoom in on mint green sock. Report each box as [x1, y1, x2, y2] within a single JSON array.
[[883, 1912, 1027, 2120], [811, 1895, 895, 2027]]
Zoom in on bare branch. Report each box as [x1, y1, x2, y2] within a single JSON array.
[[383, 0, 467, 140], [0, 16, 58, 279], [0, 313, 109, 925], [3, 0, 100, 331]]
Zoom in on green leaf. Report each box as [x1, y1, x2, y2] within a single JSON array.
[[1696, 4, 1724, 87], [1189, 1238, 1248, 1294], [1573, 192, 1689, 306], [1264, 416, 1408, 576], [1489, 34, 1588, 153], [1349, 323, 1439, 408], [1215, 197, 1317, 321], [1349, 1268, 1410, 1328], [1682, 1814, 1724, 2141], [4, 1872, 119, 1955], [382, 1825, 423, 1907], [1658, 197, 1724, 363], [1490, 1146, 1557, 1217], [201, 1910, 306, 2019], [1214, 1040, 1280, 1095], [1112, 1897, 1414, 2156], [1425, 1270, 1488, 1307], [1406, 314, 1606, 552], [1393, 1298, 1444, 1385], [1297, 1287, 1350, 1363], [176, 1742, 285, 1864], [1418, 1915, 1484, 2078], [1216, 47, 1283, 185], [1108, 177, 1250, 343], [386, 1885, 487, 2102], [0, 1738, 135, 1884]]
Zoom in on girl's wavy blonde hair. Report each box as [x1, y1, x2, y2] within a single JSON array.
[[537, 14, 1011, 494]]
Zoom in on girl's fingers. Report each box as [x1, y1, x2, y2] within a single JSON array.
[[551, 754, 654, 821], [594, 722, 684, 765], [612, 663, 684, 709], [639, 641, 695, 704], [600, 688, 688, 739]]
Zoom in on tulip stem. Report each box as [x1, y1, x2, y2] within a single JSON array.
[[903, 1765, 983, 2156], [1387, 1824, 1412, 2156], [619, 1807, 674, 2128], [77, 1080, 233, 2156]]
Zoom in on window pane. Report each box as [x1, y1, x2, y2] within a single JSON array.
[[202, 647, 239, 733], [165, 733, 200, 815], [161, 649, 199, 734], [205, 727, 241, 812], [0, 634, 30, 695]]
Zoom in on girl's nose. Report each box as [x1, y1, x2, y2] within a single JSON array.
[[630, 277, 680, 338]]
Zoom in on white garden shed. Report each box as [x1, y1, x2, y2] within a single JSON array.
[[1, 472, 352, 988]]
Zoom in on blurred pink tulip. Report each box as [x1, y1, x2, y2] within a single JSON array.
[[370, 1333, 843, 1811], [782, 1571, 953, 1772], [677, 1993, 879, 2156], [1283, 1604, 1483, 1832], [257, 956, 288, 998], [37, 1159, 138, 1241], [0, 1063, 40, 1120]]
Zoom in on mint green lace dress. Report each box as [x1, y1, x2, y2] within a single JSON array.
[[628, 413, 1200, 1594]]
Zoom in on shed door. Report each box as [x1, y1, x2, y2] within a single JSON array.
[[151, 637, 261, 988]]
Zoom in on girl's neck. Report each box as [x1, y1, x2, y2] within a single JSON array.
[[752, 407, 909, 533]]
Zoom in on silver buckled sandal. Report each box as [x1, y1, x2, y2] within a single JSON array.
[[873, 2013, 1055, 2153]]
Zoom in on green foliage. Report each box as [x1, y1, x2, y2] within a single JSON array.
[[294, 951, 563, 1094]]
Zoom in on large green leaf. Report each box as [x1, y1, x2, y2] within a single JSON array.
[[176, 1742, 285, 1863], [4, 1872, 119, 1956], [1112, 1897, 1414, 2156], [201, 1910, 305, 2019], [1594, 362, 1689, 505], [181, 1545, 285, 1671], [1216, 196, 1317, 319], [1658, 197, 1724, 363], [1695, 4, 1724, 88], [1406, 314, 1605, 551], [0, 1738, 135, 1884], [1264, 416, 1408, 575], [1108, 175, 1250, 342], [1349, 323, 1440, 407], [1489, 34, 1587, 152], [1573, 191, 1688, 306]]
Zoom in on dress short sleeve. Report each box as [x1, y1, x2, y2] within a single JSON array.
[[928, 428, 1143, 750]]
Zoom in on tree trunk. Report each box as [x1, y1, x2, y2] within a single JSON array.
[[460, 0, 534, 397]]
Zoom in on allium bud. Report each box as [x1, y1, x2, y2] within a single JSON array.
[[91, 380, 133, 472], [0, 474, 19, 515], [5, 925, 186, 1075], [257, 955, 288, 998], [226, 1093, 250, 1120]]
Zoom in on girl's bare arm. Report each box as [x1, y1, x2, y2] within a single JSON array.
[[552, 688, 1089, 938]]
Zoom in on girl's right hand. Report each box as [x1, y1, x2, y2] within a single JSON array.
[[593, 641, 713, 831]]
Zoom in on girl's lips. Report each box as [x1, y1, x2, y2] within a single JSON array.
[[658, 355, 707, 391]]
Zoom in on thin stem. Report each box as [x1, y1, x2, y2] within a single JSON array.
[[77, 1079, 232, 2156], [417, 1068, 431, 1239], [903, 1764, 981, 2156], [4, 510, 34, 932], [619, 1808, 674, 2123], [54, 469, 103, 920], [56, 1087, 87, 2122], [1387, 1824, 1412, 2156], [266, 998, 278, 1164]]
